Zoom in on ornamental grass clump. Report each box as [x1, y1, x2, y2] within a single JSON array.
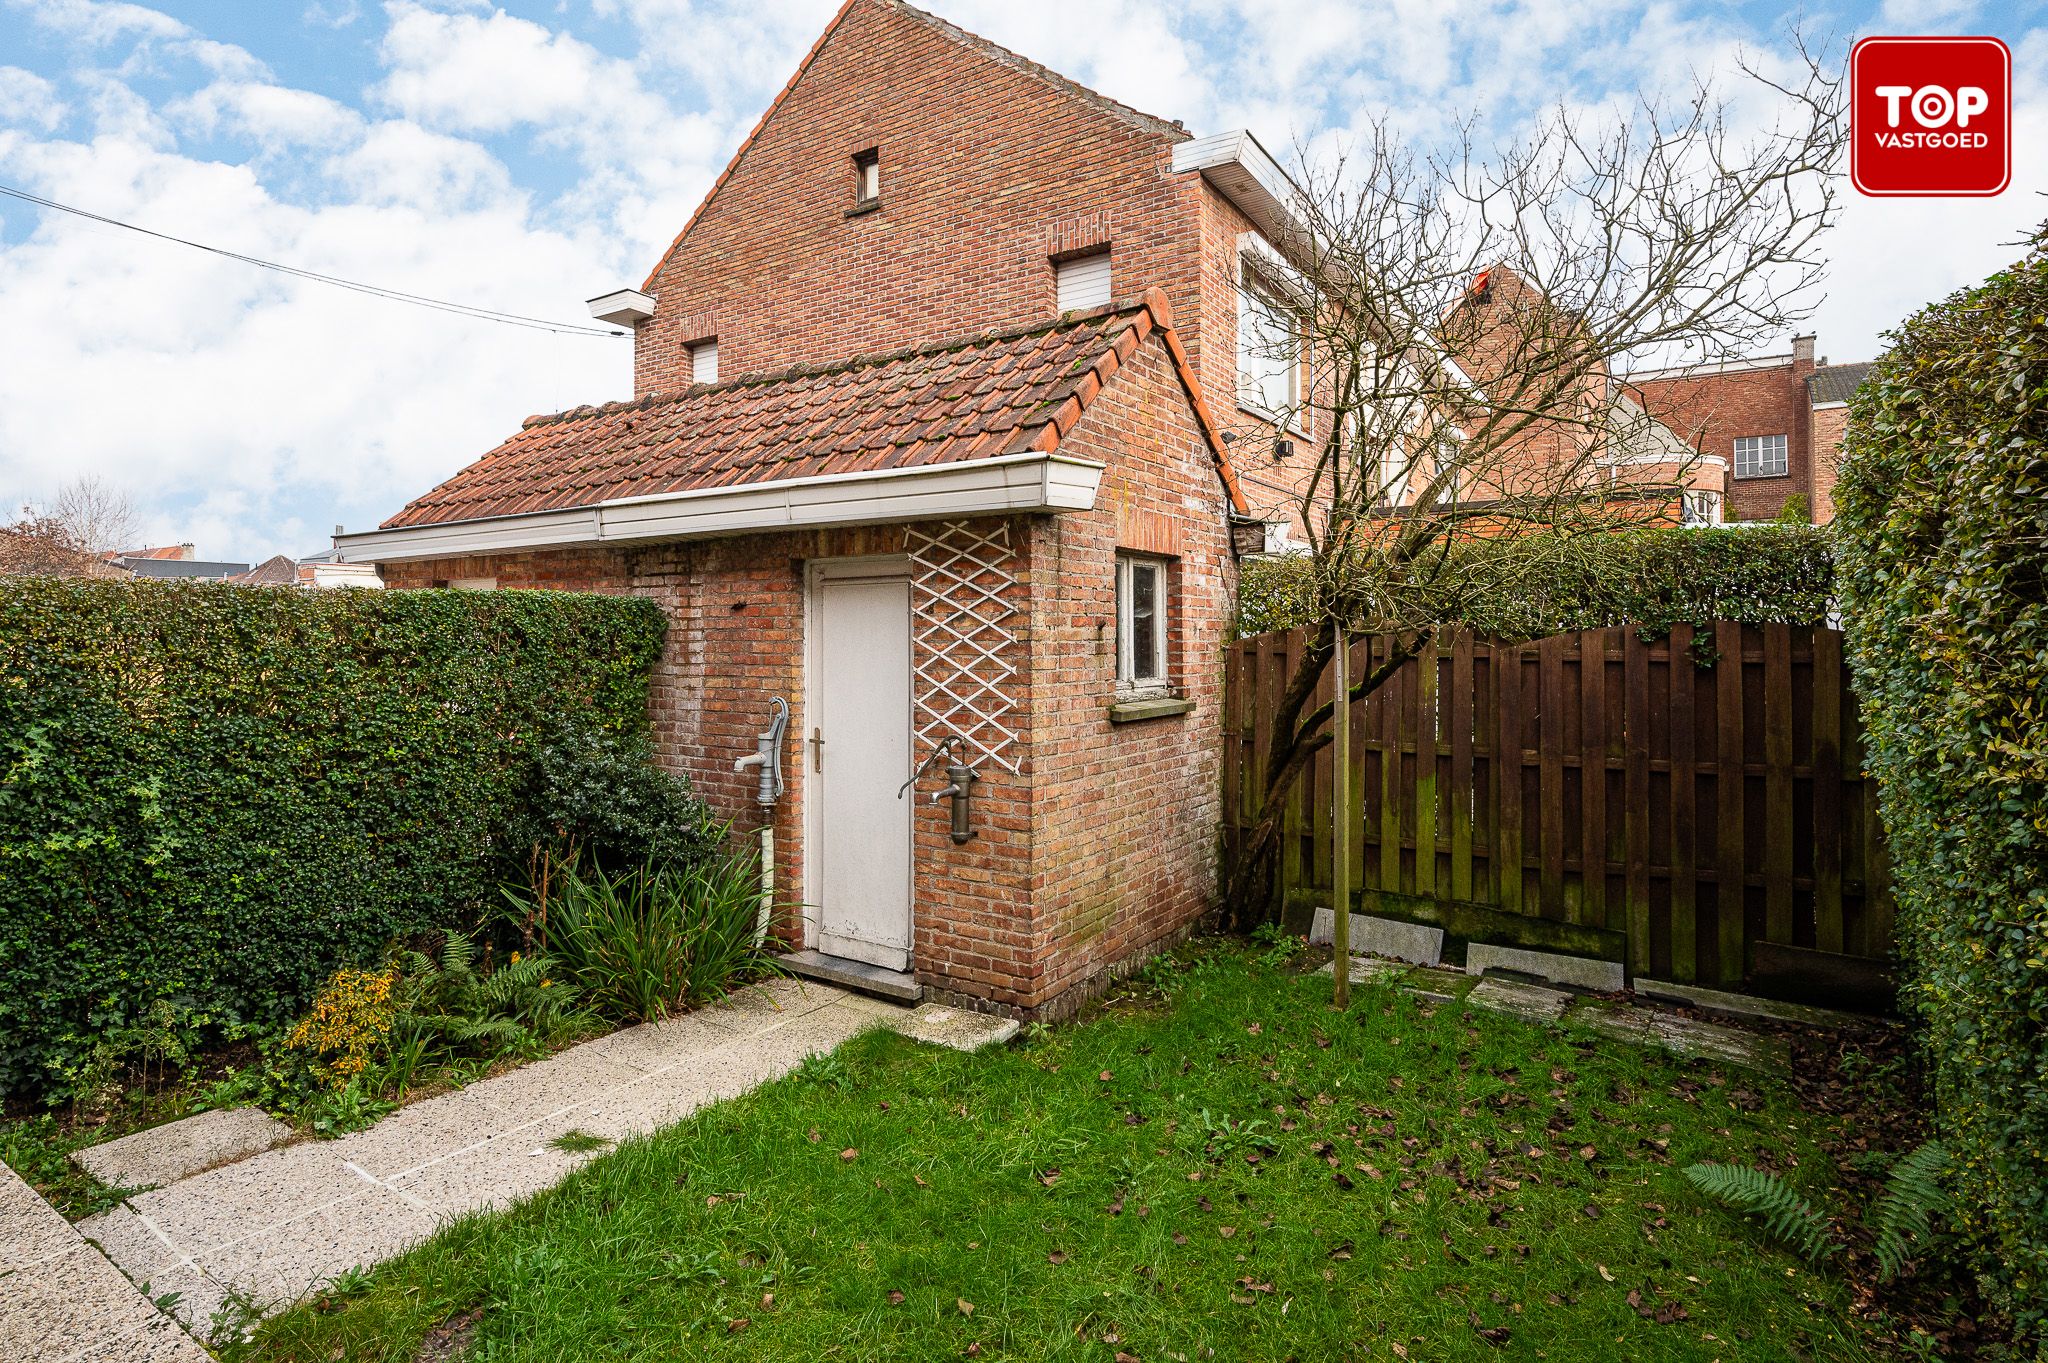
[[511, 851, 775, 1024]]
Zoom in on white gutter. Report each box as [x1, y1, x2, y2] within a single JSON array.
[[332, 452, 1105, 565]]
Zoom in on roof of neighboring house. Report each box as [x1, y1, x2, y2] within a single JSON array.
[[1807, 362, 1874, 406], [229, 554, 301, 586], [117, 557, 250, 580], [640, 0, 1184, 292], [385, 289, 1244, 530], [106, 543, 196, 561], [1607, 391, 1697, 462]]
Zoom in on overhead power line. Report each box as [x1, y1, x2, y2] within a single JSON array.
[[0, 184, 627, 338]]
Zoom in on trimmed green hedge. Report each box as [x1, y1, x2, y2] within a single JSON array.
[[1834, 231, 2048, 1333], [1236, 525, 1835, 637], [0, 579, 675, 1100]]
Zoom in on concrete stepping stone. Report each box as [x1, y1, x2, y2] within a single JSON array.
[[1467, 977, 1572, 1023], [1307, 909, 1445, 965], [74, 1108, 292, 1192], [1465, 944, 1624, 993], [891, 1002, 1020, 1052], [1566, 1002, 1789, 1070], [1630, 979, 1873, 1029], [1, 1164, 213, 1363], [1314, 956, 1415, 985]]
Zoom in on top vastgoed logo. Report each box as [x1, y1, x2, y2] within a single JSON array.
[[1850, 36, 2011, 197]]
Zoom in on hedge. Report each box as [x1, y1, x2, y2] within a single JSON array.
[[1236, 524, 1835, 638], [0, 579, 674, 1100], [1833, 230, 2048, 1332]]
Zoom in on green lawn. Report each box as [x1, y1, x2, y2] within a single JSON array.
[[226, 945, 1892, 1363]]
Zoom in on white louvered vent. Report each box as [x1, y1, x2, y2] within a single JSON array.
[[691, 340, 719, 385], [1056, 251, 1112, 312]]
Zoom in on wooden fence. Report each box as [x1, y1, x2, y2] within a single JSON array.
[[1222, 623, 1893, 991]]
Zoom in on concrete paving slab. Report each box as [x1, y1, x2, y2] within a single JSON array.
[[75, 1206, 235, 1339], [1308, 909, 1445, 966], [1466, 943, 1625, 992], [0, 1242, 177, 1362], [458, 1048, 646, 1118], [197, 1188, 439, 1317], [1631, 979, 1871, 1029], [124, 1142, 368, 1257], [1467, 977, 1572, 1023], [697, 976, 833, 1026], [1314, 956, 1416, 985], [332, 1085, 523, 1179], [2, 1161, 85, 1275], [1567, 1002, 1788, 1070], [891, 1002, 1020, 1052], [575, 1016, 727, 1072], [63, 1311, 215, 1363], [74, 1108, 291, 1192], [386, 1122, 600, 1220]]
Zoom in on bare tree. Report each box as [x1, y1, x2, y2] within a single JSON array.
[[48, 475, 141, 556], [0, 506, 123, 578], [1226, 45, 1846, 928]]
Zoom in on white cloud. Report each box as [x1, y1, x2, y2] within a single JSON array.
[[0, 66, 67, 131], [4, 0, 186, 44], [170, 81, 364, 147]]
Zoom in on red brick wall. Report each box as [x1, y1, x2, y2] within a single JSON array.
[[632, 0, 1204, 398], [1632, 359, 1815, 522], [1021, 330, 1236, 1014], [1808, 403, 1847, 525]]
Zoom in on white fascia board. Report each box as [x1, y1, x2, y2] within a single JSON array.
[[1174, 130, 1315, 270], [587, 288, 655, 326], [334, 453, 1104, 565], [1622, 352, 1795, 383]]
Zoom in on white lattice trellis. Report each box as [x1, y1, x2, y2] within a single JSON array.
[[907, 520, 1021, 773]]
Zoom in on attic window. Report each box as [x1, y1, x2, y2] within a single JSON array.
[[852, 148, 880, 210], [1055, 249, 1112, 312], [690, 339, 719, 385]]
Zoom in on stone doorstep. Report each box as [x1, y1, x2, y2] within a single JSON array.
[[892, 1002, 1020, 1052], [74, 1108, 293, 1192], [779, 949, 924, 1003]]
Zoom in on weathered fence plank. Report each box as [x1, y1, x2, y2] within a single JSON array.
[[1232, 621, 1891, 995]]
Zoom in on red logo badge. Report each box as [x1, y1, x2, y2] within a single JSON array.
[[1851, 36, 2011, 197]]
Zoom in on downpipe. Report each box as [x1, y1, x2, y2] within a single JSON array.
[[731, 697, 789, 947]]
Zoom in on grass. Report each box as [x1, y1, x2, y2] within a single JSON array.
[[224, 944, 1895, 1362]]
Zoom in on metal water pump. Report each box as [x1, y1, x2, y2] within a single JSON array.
[[732, 697, 788, 942], [899, 735, 980, 844]]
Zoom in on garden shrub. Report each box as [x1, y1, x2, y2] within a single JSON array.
[[1236, 524, 1834, 638], [511, 719, 720, 875], [0, 578, 681, 1101], [1833, 229, 2048, 1333]]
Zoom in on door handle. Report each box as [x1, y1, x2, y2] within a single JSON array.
[[811, 727, 825, 773]]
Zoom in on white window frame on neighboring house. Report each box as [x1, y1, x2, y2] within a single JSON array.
[[1237, 270, 1301, 422], [689, 339, 719, 385], [1055, 248, 1112, 312], [447, 576, 497, 591], [1732, 433, 1789, 479], [1680, 490, 1724, 526], [1115, 552, 1170, 695]]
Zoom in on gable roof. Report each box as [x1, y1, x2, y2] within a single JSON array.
[[639, 0, 1185, 293], [230, 554, 301, 586], [383, 287, 1243, 531], [1807, 362, 1873, 406]]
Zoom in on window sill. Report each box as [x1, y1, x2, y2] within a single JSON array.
[[1108, 695, 1195, 724], [844, 200, 881, 218], [1234, 399, 1311, 443], [1731, 470, 1791, 481]]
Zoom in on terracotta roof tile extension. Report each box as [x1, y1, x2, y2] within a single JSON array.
[[385, 289, 1244, 530]]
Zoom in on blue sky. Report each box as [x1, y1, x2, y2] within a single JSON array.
[[0, 0, 2041, 562]]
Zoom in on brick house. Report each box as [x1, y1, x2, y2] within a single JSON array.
[[1627, 339, 1873, 525], [331, 0, 1347, 1017]]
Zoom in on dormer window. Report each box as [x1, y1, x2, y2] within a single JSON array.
[[852, 148, 880, 210], [689, 338, 718, 385], [1055, 248, 1112, 312]]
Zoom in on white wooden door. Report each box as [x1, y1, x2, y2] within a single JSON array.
[[809, 562, 913, 969]]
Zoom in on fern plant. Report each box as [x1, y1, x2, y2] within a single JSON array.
[[1869, 1142, 1949, 1282], [1683, 1162, 1840, 1263]]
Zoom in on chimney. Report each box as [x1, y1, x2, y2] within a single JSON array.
[[1792, 334, 1817, 368]]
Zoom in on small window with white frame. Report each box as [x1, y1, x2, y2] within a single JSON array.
[[1115, 552, 1169, 693], [689, 338, 718, 385], [851, 147, 880, 208], [1680, 490, 1723, 526], [1732, 433, 1788, 478], [1237, 271, 1300, 419], [1055, 248, 1112, 312]]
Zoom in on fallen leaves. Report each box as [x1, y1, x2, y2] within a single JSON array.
[[840, 1148, 859, 1162], [957, 1298, 975, 1316]]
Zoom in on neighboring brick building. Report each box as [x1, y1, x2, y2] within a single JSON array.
[[1626, 339, 1873, 525]]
